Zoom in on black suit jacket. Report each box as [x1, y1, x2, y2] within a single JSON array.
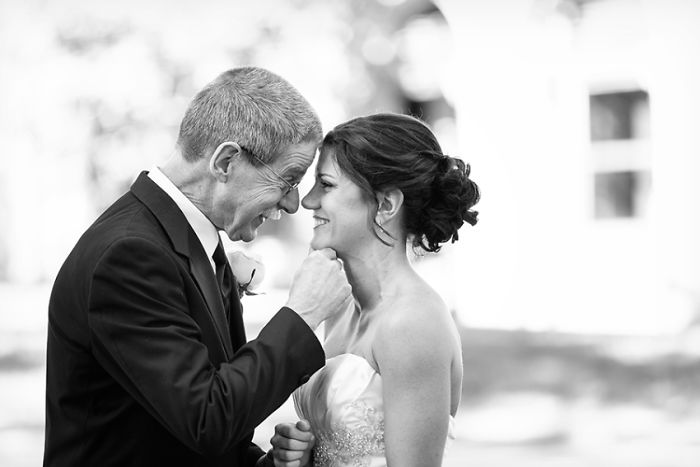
[[43, 172, 324, 467]]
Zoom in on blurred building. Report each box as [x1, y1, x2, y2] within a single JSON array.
[[434, 0, 700, 334]]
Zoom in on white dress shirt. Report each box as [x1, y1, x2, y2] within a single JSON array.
[[147, 167, 220, 272]]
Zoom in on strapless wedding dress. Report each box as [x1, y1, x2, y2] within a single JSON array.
[[293, 353, 455, 467]]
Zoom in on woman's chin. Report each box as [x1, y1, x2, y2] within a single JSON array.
[[309, 237, 329, 252]]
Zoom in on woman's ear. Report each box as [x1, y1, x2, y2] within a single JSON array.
[[208, 141, 241, 182], [375, 188, 404, 225]]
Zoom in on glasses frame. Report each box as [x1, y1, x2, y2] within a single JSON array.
[[239, 145, 299, 197]]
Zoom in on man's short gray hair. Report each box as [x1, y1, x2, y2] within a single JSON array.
[[177, 67, 322, 163]]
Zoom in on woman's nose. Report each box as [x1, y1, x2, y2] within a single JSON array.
[[301, 187, 318, 210]]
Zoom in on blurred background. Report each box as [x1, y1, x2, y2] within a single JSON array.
[[1, 0, 700, 465]]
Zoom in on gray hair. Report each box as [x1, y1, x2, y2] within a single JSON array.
[[177, 67, 322, 163]]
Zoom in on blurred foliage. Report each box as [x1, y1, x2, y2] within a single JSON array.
[[0, 0, 443, 214]]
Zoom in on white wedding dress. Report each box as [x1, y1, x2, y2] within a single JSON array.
[[293, 353, 455, 467]]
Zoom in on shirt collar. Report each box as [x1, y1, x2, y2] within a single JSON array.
[[147, 167, 220, 262]]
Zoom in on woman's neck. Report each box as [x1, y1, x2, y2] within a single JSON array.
[[340, 241, 411, 313]]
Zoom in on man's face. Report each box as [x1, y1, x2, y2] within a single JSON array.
[[216, 141, 317, 242]]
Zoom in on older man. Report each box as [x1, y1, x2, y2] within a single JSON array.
[[44, 67, 351, 467]]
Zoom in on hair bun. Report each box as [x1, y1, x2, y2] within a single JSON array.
[[414, 157, 480, 253]]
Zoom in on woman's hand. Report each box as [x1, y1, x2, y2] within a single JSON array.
[[270, 419, 315, 467]]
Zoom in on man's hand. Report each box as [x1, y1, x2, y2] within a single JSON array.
[[270, 420, 315, 467], [286, 248, 352, 330]]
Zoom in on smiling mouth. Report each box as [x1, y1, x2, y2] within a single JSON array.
[[261, 210, 282, 223], [313, 216, 329, 228]]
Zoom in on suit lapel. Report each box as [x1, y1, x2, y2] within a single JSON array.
[[185, 232, 235, 359], [130, 171, 234, 360]]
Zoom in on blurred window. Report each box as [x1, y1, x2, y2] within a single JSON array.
[[594, 170, 650, 218], [590, 90, 649, 141], [589, 90, 651, 219]]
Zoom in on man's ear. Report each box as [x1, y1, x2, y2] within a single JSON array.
[[375, 188, 404, 225], [208, 141, 241, 182]]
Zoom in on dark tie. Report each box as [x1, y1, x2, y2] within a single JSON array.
[[212, 241, 232, 321]]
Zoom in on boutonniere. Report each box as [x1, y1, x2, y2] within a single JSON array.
[[226, 251, 265, 298]]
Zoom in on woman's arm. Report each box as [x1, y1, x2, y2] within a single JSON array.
[[374, 301, 453, 467]]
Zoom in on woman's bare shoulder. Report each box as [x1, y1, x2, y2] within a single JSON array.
[[373, 281, 454, 366]]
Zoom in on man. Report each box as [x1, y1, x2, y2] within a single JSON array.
[[43, 67, 352, 467]]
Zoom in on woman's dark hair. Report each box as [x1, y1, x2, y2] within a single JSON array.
[[322, 113, 480, 253]]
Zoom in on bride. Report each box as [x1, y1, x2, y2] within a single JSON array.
[[269, 113, 479, 467]]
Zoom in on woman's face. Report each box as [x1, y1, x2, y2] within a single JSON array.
[[301, 149, 375, 256]]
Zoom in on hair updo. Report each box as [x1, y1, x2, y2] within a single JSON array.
[[321, 113, 480, 253]]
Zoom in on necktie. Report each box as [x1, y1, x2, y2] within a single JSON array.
[[212, 241, 232, 322]]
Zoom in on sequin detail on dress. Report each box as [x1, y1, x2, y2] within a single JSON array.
[[313, 399, 385, 467]]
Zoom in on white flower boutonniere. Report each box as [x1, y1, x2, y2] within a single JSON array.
[[226, 251, 265, 298]]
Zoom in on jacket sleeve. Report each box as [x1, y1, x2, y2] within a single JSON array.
[[247, 443, 268, 467], [87, 237, 325, 457], [252, 447, 274, 467]]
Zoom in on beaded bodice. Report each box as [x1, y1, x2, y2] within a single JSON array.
[[293, 353, 454, 467]]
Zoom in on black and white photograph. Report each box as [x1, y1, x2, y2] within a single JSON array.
[[1, 0, 699, 466]]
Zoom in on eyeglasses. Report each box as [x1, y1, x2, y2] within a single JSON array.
[[239, 145, 299, 196]]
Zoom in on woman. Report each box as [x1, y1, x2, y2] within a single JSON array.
[[272, 113, 479, 467]]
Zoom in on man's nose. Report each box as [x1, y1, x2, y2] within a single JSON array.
[[280, 189, 300, 214]]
